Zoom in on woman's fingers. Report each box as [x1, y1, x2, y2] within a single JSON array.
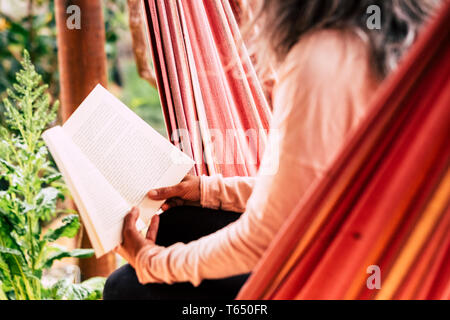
[[124, 207, 139, 231], [161, 203, 170, 211], [161, 198, 184, 211], [148, 184, 183, 200], [147, 175, 200, 204], [146, 214, 160, 242], [114, 245, 125, 257]]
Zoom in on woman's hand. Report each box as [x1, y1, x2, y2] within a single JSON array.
[[115, 207, 160, 268], [147, 174, 200, 211]]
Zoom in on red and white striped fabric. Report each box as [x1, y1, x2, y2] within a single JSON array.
[[142, 0, 271, 177]]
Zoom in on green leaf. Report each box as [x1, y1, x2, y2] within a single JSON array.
[[42, 245, 94, 269], [35, 186, 60, 220], [0, 246, 21, 256], [77, 277, 106, 300], [41, 172, 62, 185], [43, 215, 80, 242], [0, 281, 8, 300], [48, 277, 105, 300], [37, 187, 60, 203], [0, 158, 16, 172], [45, 279, 71, 300], [0, 254, 12, 283], [0, 246, 31, 281]]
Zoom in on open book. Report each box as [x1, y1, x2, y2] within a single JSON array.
[[43, 84, 194, 257]]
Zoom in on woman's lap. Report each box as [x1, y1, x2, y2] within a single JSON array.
[[155, 205, 242, 246], [103, 264, 249, 300], [103, 206, 249, 300]]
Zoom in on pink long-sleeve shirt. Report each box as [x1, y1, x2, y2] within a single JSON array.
[[135, 29, 380, 285]]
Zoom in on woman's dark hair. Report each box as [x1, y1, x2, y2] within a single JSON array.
[[244, 0, 440, 79]]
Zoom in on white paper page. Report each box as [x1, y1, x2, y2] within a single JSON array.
[[43, 126, 145, 257], [63, 84, 194, 224]]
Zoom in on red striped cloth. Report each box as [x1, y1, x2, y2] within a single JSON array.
[[142, 0, 271, 177], [237, 1, 450, 300]]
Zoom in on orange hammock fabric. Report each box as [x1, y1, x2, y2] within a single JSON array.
[[142, 0, 271, 178], [237, 1, 450, 300], [143, 0, 450, 299]]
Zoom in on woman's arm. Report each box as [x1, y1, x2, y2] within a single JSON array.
[[200, 175, 256, 212]]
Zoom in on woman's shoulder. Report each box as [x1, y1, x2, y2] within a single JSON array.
[[277, 28, 373, 85], [271, 28, 379, 131]]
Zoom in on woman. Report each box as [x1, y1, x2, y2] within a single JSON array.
[[103, 0, 437, 300]]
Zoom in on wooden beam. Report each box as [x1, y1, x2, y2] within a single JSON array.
[[55, 0, 116, 279], [127, 0, 157, 88]]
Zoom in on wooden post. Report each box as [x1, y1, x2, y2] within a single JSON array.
[[55, 0, 116, 279], [127, 0, 157, 88]]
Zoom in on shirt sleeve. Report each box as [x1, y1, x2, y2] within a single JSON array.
[[134, 30, 379, 286], [199, 175, 256, 213]]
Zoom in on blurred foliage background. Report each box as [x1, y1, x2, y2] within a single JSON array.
[[0, 0, 165, 135]]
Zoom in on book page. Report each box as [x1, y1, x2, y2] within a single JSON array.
[[63, 84, 194, 224], [43, 126, 143, 257]]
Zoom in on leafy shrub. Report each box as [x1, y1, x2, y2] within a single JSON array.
[[0, 51, 104, 300]]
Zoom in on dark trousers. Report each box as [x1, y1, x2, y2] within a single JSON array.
[[103, 206, 250, 300]]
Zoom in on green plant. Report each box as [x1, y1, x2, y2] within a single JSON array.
[[0, 0, 130, 100], [0, 0, 58, 98], [0, 51, 104, 300], [120, 61, 166, 136]]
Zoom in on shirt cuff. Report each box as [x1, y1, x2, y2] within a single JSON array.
[[134, 244, 165, 284], [200, 174, 222, 209]]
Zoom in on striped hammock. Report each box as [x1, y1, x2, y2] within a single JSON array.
[[142, 0, 450, 299], [142, 0, 271, 178]]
